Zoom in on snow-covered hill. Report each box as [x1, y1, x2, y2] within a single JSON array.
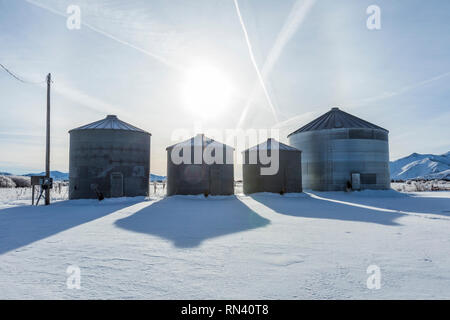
[[390, 152, 450, 180]]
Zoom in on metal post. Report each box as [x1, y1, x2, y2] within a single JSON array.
[[45, 73, 51, 205]]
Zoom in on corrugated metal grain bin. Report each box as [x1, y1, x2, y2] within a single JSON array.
[[166, 134, 234, 196], [69, 115, 151, 199], [288, 107, 390, 191], [242, 138, 302, 194]]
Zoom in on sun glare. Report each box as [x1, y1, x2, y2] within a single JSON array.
[[181, 63, 233, 117]]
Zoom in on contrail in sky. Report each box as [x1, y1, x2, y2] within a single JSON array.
[[272, 70, 450, 131], [237, 0, 316, 128], [233, 0, 279, 124], [24, 0, 182, 116], [263, 0, 316, 77], [52, 81, 125, 116], [345, 71, 450, 108], [24, 0, 180, 70]]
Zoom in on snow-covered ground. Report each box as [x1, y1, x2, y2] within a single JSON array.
[[0, 185, 69, 208], [1, 187, 450, 299], [392, 180, 450, 192]]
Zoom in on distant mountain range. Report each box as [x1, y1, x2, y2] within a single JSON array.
[[0, 171, 166, 181], [2, 153, 449, 182], [390, 152, 450, 180], [23, 171, 69, 180], [150, 174, 166, 182]]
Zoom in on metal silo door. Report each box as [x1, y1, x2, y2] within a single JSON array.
[[111, 172, 124, 197], [351, 173, 361, 191]]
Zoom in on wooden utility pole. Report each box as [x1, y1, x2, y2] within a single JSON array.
[[45, 73, 51, 205]]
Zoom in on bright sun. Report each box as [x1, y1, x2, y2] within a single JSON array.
[[181, 63, 233, 117]]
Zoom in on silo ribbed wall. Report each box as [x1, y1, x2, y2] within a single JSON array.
[[288, 128, 390, 191], [242, 150, 302, 194], [166, 143, 234, 196], [69, 130, 150, 199]]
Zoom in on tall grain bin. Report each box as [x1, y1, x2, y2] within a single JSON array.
[[166, 134, 234, 196], [288, 107, 390, 191], [69, 115, 151, 199], [242, 138, 302, 194]]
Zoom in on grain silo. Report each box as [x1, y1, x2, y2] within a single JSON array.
[[166, 134, 234, 196], [288, 107, 390, 191], [242, 138, 302, 194], [69, 115, 151, 199]]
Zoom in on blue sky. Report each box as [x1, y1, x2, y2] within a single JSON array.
[[0, 0, 449, 175]]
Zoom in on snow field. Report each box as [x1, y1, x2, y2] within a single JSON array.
[[0, 189, 449, 299]]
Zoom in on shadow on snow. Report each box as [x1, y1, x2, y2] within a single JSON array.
[[249, 192, 405, 226], [306, 190, 450, 217], [115, 195, 271, 248], [0, 199, 143, 255], [2, 190, 447, 254]]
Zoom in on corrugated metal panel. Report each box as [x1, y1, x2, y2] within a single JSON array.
[[69, 115, 149, 134], [288, 128, 390, 191], [166, 134, 235, 196], [68, 119, 151, 199], [287, 107, 388, 137], [242, 149, 302, 194]]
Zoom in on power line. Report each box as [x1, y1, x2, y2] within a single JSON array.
[[0, 63, 46, 85]]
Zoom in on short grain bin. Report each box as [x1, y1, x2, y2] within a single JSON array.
[[242, 138, 302, 194], [166, 134, 234, 196], [69, 115, 151, 199]]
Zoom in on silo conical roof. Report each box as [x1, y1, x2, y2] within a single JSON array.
[[166, 133, 234, 151], [69, 115, 150, 134], [287, 107, 388, 137], [243, 138, 300, 152]]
